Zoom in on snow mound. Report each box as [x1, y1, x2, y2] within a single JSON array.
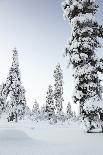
[[0, 129, 32, 141], [0, 120, 103, 155]]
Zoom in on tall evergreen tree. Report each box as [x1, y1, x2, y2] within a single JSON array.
[[6, 48, 26, 122], [62, 0, 103, 118], [31, 100, 40, 122], [53, 63, 64, 120], [45, 85, 55, 122], [62, 0, 103, 131]]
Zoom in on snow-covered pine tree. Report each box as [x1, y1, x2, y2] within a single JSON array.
[[40, 104, 47, 121], [25, 106, 31, 119], [66, 102, 73, 120], [45, 85, 56, 123], [4, 101, 9, 114], [31, 100, 40, 122], [53, 63, 64, 121], [62, 0, 103, 127], [6, 48, 26, 122], [0, 83, 7, 116]]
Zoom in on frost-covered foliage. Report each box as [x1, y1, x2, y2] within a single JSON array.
[[45, 85, 56, 123], [5, 49, 26, 122], [84, 97, 103, 112], [53, 64, 64, 121], [0, 83, 8, 115], [25, 106, 31, 119], [82, 97, 103, 132], [62, 0, 103, 131], [40, 104, 47, 121], [62, 0, 103, 114], [57, 110, 66, 123], [66, 102, 73, 119], [31, 100, 40, 122]]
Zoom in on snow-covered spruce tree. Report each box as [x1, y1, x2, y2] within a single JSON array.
[[66, 102, 73, 120], [45, 85, 56, 123], [25, 106, 31, 119], [6, 49, 26, 122], [53, 64, 64, 121], [40, 104, 47, 121], [0, 83, 7, 116], [62, 0, 103, 131], [31, 100, 40, 122]]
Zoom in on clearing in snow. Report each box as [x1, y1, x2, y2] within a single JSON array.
[[0, 118, 103, 155]]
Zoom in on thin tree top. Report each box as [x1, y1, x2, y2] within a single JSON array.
[[12, 48, 19, 69]]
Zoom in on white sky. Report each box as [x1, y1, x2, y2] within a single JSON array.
[[0, 0, 102, 112]]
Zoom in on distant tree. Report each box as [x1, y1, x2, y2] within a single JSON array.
[[0, 83, 7, 115], [53, 63, 64, 121], [58, 110, 66, 123], [45, 85, 56, 123], [40, 104, 47, 121], [31, 100, 40, 122], [66, 102, 73, 120], [73, 111, 77, 120], [24, 106, 31, 119], [6, 49, 26, 122], [4, 101, 9, 114]]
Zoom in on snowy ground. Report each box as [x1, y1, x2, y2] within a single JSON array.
[[0, 116, 103, 155]]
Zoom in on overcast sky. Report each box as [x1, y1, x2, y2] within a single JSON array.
[[0, 0, 102, 111]]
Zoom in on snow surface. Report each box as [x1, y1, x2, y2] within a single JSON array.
[[0, 116, 103, 155]]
